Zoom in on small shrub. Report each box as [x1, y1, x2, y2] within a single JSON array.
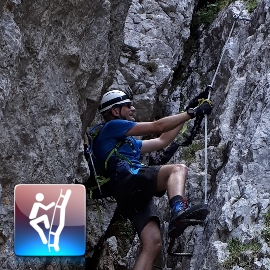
[[144, 61, 158, 72], [194, 0, 257, 28], [194, 0, 234, 27], [246, 0, 258, 13], [181, 141, 204, 165], [261, 211, 270, 244], [223, 238, 262, 269]]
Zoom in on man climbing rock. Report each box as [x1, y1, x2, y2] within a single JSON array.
[[93, 89, 212, 270]]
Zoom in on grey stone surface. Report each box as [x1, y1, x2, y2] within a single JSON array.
[[180, 1, 270, 269], [1, 0, 270, 269], [0, 0, 130, 268]]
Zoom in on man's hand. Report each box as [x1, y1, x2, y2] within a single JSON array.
[[194, 100, 213, 117], [185, 85, 213, 111]]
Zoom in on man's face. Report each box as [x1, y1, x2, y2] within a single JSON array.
[[113, 102, 136, 121]]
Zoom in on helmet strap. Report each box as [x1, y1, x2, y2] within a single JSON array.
[[109, 105, 127, 120], [118, 106, 127, 120]]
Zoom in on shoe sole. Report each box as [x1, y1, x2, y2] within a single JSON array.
[[168, 204, 209, 238]]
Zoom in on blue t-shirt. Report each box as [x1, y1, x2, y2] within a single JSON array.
[[93, 120, 143, 174]]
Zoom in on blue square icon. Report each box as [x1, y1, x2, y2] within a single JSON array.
[[14, 184, 86, 256]]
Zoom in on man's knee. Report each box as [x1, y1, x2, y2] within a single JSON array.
[[157, 164, 188, 191], [140, 221, 162, 254], [143, 231, 162, 254], [171, 164, 188, 175]]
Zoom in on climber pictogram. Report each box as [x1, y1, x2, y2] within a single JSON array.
[[14, 184, 86, 256], [29, 192, 56, 245]]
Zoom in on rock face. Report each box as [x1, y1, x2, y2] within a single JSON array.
[[0, 0, 131, 268], [108, 0, 194, 122], [182, 1, 270, 269], [1, 0, 270, 269]]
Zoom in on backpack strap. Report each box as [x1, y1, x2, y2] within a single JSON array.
[[85, 124, 134, 197], [104, 139, 133, 170], [89, 175, 110, 198]]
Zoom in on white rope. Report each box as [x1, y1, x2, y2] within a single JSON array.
[[203, 0, 251, 204]]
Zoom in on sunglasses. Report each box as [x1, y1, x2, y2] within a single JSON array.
[[112, 102, 133, 110], [122, 102, 132, 109]]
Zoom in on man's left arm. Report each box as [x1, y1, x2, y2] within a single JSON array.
[[140, 99, 213, 153], [140, 122, 185, 154]]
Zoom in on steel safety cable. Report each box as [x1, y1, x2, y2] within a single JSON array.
[[204, 0, 251, 204]]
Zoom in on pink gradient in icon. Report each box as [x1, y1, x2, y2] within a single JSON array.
[[14, 184, 86, 256]]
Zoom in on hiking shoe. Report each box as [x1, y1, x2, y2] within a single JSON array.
[[168, 204, 209, 238]]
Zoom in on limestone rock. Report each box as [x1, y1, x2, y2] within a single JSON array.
[[1, 0, 270, 269], [0, 0, 131, 268]]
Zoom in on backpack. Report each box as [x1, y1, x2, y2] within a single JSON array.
[[83, 124, 112, 199], [83, 124, 130, 200]]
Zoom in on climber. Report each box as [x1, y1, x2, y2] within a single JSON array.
[[94, 90, 212, 270]]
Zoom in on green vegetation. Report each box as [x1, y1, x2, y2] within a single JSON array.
[[110, 219, 135, 257], [261, 211, 270, 244], [144, 61, 158, 73], [107, 210, 136, 258], [246, 0, 258, 13], [181, 141, 204, 165], [194, 0, 258, 28], [222, 209, 270, 269], [222, 238, 262, 269], [194, 0, 234, 28]]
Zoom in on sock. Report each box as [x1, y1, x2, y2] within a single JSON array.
[[169, 195, 185, 213]]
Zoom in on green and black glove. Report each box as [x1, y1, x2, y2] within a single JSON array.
[[186, 100, 213, 118], [185, 85, 213, 111]]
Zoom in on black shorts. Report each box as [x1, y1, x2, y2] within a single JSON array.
[[111, 166, 166, 236]]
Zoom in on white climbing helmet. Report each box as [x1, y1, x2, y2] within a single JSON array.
[[98, 90, 131, 113]]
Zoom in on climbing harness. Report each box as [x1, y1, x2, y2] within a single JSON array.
[[168, 0, 252, 256]]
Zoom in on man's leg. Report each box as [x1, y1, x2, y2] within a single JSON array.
[[156, 164, 188, 199], [156, 164, 209, 238], [133, 220, 162, 270]]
